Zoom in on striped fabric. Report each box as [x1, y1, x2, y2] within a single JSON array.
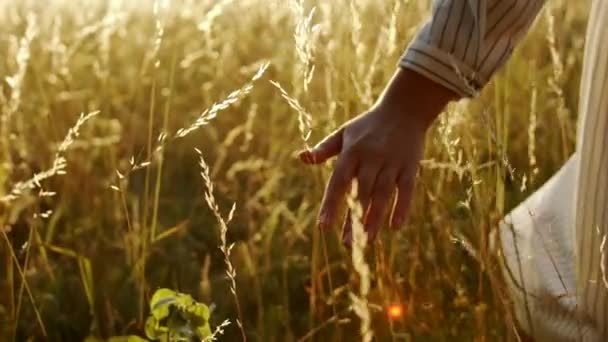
[[401, 0, 545, 97], [400, 0, 608, 340]]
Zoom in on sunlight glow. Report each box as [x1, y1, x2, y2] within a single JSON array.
[[388, 304, 404, 320]]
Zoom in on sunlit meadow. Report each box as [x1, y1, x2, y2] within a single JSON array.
[[0, 0, 590, 340]]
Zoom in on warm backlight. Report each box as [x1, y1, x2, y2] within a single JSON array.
[[387, 304, 404, 320]]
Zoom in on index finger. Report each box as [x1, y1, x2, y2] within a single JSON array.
[[318, 154, 356, 230]]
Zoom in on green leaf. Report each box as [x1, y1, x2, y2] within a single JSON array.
[[150, 288, 179, 320], [195, 323, 212, 339], [173, 293, 195, 309], [145, 316, 170, 340], [145, 316, 160, 340], [146, 288, 213, 341], [185, 302, 210, 322], [78, 257, 95, 313], [187, 303, 211, 338]]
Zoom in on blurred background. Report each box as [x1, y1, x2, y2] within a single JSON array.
[[0, 0, 590, 340]]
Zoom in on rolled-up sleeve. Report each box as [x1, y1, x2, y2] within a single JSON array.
[[400, 0, 546, 97]]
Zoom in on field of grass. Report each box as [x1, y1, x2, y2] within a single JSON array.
[[0, 0, 591, 340]]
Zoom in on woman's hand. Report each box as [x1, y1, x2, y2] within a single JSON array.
[[299, 68, 457, 245]]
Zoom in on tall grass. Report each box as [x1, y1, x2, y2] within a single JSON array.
[[198, 148, 245, 341], [0, 0, 590, 341]]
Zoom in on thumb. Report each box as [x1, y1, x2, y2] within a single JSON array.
[[299, 127, 344, 165]]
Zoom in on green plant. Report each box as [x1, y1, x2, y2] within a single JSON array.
[[144, 288, 212, 342], [86, 288, 215, 342]]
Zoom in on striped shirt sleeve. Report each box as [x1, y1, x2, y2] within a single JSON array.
[[400, 0, 546, 97]]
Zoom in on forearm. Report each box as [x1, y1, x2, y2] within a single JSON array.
[[375, 67, 459, 129]]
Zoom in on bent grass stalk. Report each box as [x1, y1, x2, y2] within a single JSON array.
[[198, 149, 247, 342], [269, 80, 313, 145], [109, 61, 270, 191], [1, 110, 100, 203], [177, 62, 270, 138], [271, 73, 340, 333]]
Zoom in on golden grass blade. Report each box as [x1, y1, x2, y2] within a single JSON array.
[[197, 148, 247, 341]]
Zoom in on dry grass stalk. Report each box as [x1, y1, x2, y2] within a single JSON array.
[[545, 4, 572, 157], [109, 61, 270, 187], [289, 0, 319, 91], [202, 319, 231, 342], [349, 0, 363, 60], [152, 0, 170, 69], [269, 80, 313, 144], [176, 62, 270, 138], [2, 13, 38, 126], [385, 0, 402, 55], [198, 0, 234, 32], [0, 228, 47, 338], [1, 12, 38, 178], [65, 13, 125, 62], [346, 181, 373, 342], [1, 111, 99, 203], [197, 148, 246, 341]]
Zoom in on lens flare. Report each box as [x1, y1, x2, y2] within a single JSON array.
[[387, 304, 404, 320]]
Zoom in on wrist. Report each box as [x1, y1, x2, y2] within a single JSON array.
[[375, 68, 458, 129]]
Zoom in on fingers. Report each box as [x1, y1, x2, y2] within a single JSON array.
[[299, 127, 344, 165], [318, 153, 355, 229], [365, 168, 398, 241], [390, 173, 416, 229]]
